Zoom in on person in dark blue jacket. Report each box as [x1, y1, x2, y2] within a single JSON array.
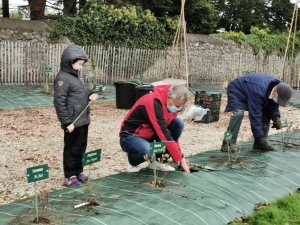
[[221, 73, 293, 152]]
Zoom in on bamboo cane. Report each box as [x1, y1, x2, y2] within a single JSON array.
[[280, 4, 297, 81], [289, 6, 298, 85], [169, 53, 183, 78]]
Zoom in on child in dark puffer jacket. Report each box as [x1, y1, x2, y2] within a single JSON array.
[[54, 44, 98, 187]]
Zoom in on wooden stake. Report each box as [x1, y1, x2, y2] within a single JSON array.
[[298, 67, 300, 90], [169, 54, 183, 78], [280, 4, 297, 81], [289, 6, 298, 85]]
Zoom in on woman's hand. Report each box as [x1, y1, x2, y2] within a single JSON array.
[[178, 157, 190, 173]]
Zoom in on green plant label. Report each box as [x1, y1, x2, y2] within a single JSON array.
[[242, 70, 249, 75], [242, 70, 256, 75], [136, 74, 143, 79], [224, 130, 232, 142], [82, 149, 101, 166], [27, 164, 49, 183], [150, 142, 166, 155], [87, 72, 95, 77], [90, 84, 106, 93], [45, 67, 52, 72], [281, 119, 288, 128]]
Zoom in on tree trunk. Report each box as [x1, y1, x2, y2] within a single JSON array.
[[27, 0, 46, 20], [63, 0, 77, 15], [2, 0, 9, 18], [79, 0, 87, 10]]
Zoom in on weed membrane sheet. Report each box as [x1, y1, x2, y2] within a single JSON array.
[[0, 83, 225, 110], [0, 84, 116, 109], [1, 84, 299, 110], [1, 130, 300, 225]]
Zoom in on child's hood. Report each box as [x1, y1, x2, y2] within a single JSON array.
[[60, 44, 88, 76]]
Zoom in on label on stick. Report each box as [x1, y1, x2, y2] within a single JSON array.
[[82, 149, 101, 166], [27, 164, 49, 183], [150, 142, 166, 155]]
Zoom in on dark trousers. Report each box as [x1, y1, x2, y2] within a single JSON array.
[[224, 110, 270, 144], [63, 125, 88, 178]]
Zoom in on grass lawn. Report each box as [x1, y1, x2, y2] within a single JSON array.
[[231, 189, 300, 225]]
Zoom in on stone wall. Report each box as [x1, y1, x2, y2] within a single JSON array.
[[162, 34, 298, 86], [187, 33, 254, 54], [0, 17, 50, 42], [0, 17, 71, 44], [143, 34, 276, 84]]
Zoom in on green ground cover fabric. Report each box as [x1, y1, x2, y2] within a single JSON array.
[[0, 84, 224, 110], [1, 83, 299, 110], [1, 132, 300, 225], [0, 84, 115, 109]]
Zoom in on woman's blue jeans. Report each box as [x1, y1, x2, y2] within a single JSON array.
[[120, 117, 184, 166]]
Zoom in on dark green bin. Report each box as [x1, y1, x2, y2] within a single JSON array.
[[114, 81, 139, 109], [135, 85, 153, 101]]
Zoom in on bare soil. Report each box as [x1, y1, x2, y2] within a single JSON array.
[[0, 97, 299, 205]]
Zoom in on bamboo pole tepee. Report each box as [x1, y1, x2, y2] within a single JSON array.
[[280, 2, 299, 86], [166, 0, 190, 86]]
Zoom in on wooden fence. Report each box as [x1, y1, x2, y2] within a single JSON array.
[[0, 41, 299, 88]]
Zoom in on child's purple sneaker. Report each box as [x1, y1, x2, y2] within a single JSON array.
[[63, 176, 82, 187], [77, 173, 89, 183]]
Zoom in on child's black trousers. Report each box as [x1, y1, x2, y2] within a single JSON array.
[[63, 125, 89, 178]]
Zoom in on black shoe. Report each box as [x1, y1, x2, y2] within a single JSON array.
[[221, 142, 236, 153], [253, 143, 274, 151]]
